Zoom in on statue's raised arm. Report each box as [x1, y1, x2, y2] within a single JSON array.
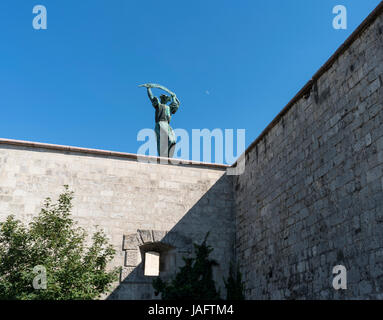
[[169, 94, 180, 114], [139, 84, 159, 108], [171, 94, 180, 106], [146, 87, 154, 101]]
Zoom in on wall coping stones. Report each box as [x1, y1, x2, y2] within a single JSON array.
[[0, 138, 229, 171]]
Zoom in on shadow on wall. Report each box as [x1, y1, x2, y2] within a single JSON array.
[[107, 174, 235, 300]]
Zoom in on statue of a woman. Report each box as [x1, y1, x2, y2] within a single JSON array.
[[145, 87, 180, 158]]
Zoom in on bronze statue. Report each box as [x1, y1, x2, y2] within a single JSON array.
[[139, 83, 180, 158]]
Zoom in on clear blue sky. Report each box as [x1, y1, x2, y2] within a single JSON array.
[[0, 0, 381, 164]]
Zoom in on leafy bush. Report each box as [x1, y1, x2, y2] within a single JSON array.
[[152, 233, 245, 300], [152, 233, 221, 300], [224, 263, 245, 300], [0, 186, 120, 300]]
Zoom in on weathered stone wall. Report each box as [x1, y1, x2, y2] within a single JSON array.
[[234, 8, 383, 299], [0, 144, 235, 299]]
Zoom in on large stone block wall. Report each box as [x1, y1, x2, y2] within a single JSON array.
[[0, 144, 235, 299], [234, 8, 383, 299]]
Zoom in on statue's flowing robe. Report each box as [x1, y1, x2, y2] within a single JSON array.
[[152, 98, 179, 157]]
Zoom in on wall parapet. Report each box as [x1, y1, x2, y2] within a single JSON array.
[[0, 138, 229, 171]]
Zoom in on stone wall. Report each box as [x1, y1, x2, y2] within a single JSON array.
[[0, 143, 235, 299], [233, 6, 383, 299]]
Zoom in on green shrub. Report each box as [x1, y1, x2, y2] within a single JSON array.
[[152, 233, 221, 300], [0, 186, 120, 300], [224, 263, 245, 300], [152, 232, 245, 300]]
